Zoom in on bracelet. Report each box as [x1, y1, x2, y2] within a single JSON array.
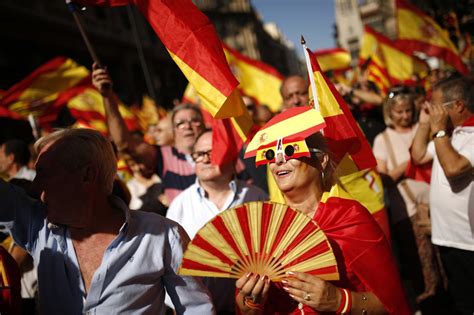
[[244, 295, 263, 310], [335, 288, 352, 314]]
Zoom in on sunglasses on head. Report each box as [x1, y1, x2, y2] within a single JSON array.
[[387, 86, 412, 99]]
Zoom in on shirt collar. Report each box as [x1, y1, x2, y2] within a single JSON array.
[[195, 177, 239, 199]]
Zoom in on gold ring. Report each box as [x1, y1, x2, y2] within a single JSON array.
[[304, 292, 311, 301]]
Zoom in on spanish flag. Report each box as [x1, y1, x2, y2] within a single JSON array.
[[309, 50, 390, 239], [309, 49, 376, 171], [395, 0, 468, 74], [223, 44, 284, 112], [0, 57, 89, 127], [314, 48, 351, 73], [67, 86, 138, 134], [77, 0, 246, 119], [360, 26, 429, 87]]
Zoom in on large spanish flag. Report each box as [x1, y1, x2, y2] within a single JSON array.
[[395, 0, 468, 74], [360, 26, 428, 88], [67, 86, 138, 134], [0, 57, 89, 127], [314, 48, 351, 73], [77, 0, 246, 119]]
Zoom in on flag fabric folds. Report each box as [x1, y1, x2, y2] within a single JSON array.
[[67, 86, 138, 134], [0, 57, 90, 127], [314, 48, 351, 73], [223, 44, 284, 112], [76, 0, 246, 119], [360, 26, 429, 90], [395, 0, 468, 75], [308, 49, 377, 171]]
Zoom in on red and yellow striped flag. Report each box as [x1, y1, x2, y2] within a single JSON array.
[[0, 57, 90, 127], [360, 26, 428, 90], [77, 0, 246, 119], [309, 49, 377, 171], [395, 0, 468, 74], [314, 48, 351, 73], [223, 44, 284, 112], [67, 86, 138, 134]]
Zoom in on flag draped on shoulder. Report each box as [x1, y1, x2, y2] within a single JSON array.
[[360, 26, 429, 90], [308, 49, 377, 171], [76, 0, 246, 119], [395, 0, 468, 74], [0, 57, 89, 127], [314, 48, 351, 73]]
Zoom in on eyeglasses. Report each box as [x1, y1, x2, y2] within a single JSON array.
[[429, 100, 458, 107], [174, 118, 202, 130], [263, 145, 324, 162], [191, 150, 212, 163]]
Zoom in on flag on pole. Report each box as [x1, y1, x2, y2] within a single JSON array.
[[223, 44, 284, 112], [395, 0, 468, 74], [360, 26, 429, 88], [76, 0, 246, 119], [308, 49, 377, 170], [314, 48, 351, 73], [0, 57, 90, 127]]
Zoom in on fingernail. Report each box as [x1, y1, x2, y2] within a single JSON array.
[[246, 272, 252, 278], [255, 275, 260, 280], [283, 286, 290, 291], [287, 271, 295, 277], [266, 279, 271, 285], [281, 279, 289, 284], [261, 275, 267, 281]]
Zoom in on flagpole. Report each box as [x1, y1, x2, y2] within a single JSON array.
[[301, 36, 320, 112], [66, 0, 103, 67]]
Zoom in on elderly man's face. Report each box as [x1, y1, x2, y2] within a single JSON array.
[[173, 109, 204, 152], [281, 76, 309, 110], [31, 142, 90, 228], [193, 132, 233, 183]]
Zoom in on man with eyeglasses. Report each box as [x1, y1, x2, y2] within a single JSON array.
[[92, 65, 205, 204], [166, 130, 267, 314], [411, 75, 474, 315]]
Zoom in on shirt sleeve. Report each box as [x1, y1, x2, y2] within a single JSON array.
[[372, 133, 387, 162], [457, 134, 474, 166], [0, 179, 45, 252], [163, 221, 215, 315]]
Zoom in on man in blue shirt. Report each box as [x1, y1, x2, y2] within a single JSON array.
[[0, 128, 214, 314]]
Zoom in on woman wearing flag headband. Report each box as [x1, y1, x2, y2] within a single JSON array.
[[235, 106, 410, 314]]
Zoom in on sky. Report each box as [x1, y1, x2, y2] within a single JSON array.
[[251, 0, 336, 57]]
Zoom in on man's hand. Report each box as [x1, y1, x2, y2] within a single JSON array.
[[92, 63, 113, 96], [427, 101, 449, 134]]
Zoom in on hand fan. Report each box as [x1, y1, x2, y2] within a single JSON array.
[[178, 201, 339, 282]]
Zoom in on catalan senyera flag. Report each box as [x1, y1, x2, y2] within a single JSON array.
[[67, 86, 138, 134], [0, 57, 90, 127], [77, 0, 246, 119], [314, 48, 351, 73], [360, 26, 429, 89], [223, 44, 284, 112], [395, 0, 468, 74]]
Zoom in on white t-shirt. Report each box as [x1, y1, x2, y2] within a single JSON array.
[[427, 125, 474, 251], [373, 126, 430, 222]]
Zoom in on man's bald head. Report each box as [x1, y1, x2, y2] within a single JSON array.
[[280, 75, 309, 110]]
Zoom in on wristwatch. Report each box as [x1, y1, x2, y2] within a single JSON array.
[[432, 130, 447, 139]]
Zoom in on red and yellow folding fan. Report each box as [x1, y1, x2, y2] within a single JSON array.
[[179, 201, 339, 282]]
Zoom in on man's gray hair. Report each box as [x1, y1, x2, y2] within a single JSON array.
[[434, 75, 474, 112], [34, 128, 117, 194]]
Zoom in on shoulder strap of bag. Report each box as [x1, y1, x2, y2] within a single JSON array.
[[382, 131, 417, 204]]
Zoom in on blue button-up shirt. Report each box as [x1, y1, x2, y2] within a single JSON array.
[[0, 180, 214, 314]]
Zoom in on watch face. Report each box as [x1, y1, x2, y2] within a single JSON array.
[[436, 130, 446, 138]]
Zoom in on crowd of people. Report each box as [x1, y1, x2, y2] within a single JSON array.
[[0, 55, 473, 315]]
